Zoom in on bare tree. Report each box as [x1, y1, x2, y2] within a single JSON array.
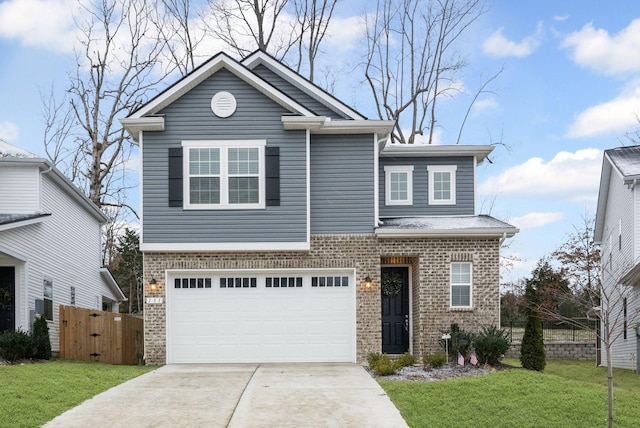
[[364, 0, 488, 144], [203, 0, 293, 59], [291, 0, 338, 82], [151, 0, 207, 76]]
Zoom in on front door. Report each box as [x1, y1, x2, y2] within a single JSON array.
[[0, 267, 15, 332], [381, 266, 409, 354]]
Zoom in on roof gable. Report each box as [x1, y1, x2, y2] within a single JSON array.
[[242, 51, 366, 120]]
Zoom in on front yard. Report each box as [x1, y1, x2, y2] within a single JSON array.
[[380, 359, 640, 427], [0, 359, 154, 428]]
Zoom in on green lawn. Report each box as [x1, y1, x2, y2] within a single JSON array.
[[380, 360, 640, 428], [0, 359, 155, 428]]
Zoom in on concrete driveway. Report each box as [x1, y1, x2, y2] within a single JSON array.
[[44, 363, 408, 428]]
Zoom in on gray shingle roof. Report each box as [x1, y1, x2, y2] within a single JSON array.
[[605, 145, 640, 178], [0, 213, 51, 226]]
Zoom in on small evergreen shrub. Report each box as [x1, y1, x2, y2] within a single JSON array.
[[32, 315, 52, 360], [474, 325, 510, 366], [370, 354, 398, 376], [423, 352, 447, 369], [367, 352, 383, 369], [0, 329, 34, 362], [395, 352, 416, 367], [521, 309, 546, 371]]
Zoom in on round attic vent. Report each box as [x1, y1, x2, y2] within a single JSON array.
[[211, 91, 237, 118]]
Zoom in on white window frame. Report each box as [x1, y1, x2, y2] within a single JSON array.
[[428, 165, 457, 205], [384, 165, 413, 206], [450, 262, 472, 309], [182, 140, 266, 210], [43, 277, 53, 320]]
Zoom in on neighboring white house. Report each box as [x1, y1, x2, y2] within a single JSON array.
[[0, 140, 126, 354], [594, 145, 640, 372]]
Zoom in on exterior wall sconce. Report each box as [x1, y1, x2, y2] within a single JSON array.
[[363, 276, 373, 289], [149, 278, 157, 291]]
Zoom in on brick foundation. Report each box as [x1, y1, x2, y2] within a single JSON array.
[[143, 234, 501, 364]]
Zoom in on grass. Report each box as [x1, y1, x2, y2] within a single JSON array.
[[0, 359, 155, 428], [379, 359, 640, 428]]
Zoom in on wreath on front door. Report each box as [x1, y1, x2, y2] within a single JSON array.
[[381, 272, 403, 298]]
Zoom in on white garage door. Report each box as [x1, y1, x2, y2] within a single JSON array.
[[166, 269, 356, 363]]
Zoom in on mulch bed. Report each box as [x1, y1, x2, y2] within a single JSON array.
[[368, 362, 515, 382]]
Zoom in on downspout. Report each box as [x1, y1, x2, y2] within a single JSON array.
[[39, 163, 54, 213], [499, 232, 507, 246]]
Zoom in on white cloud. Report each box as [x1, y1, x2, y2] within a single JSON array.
[[0, 121, 19, 142], [562, 19, 640, 76], [482, 22, 543, 58], [479, 148, 602, 202], [510, 212, 565, 230], [324, 15, 367, 52], [554, 16, 569, 22], [472, 98, 499, 114], [567, 82, 640, 138], [0, 0, 78, 53]]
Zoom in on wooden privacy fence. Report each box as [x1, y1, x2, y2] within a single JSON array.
[[59, 305, 144, 365]]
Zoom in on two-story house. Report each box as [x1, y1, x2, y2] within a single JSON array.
[[0, 140, 126, 354], [122, 51, 518, 364], [595, 145, 640, 372]]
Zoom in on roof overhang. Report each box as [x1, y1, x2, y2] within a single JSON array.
[[380, 144, 495, 163], [100, 268, 127, 302], [120, 116, 165, 142], [281, 116, 394, 135], [594, 152, 615, 243], [620, 262, 640, 287], [375, 215, 519, 239], [375, 227, 518, 239], [0, 213, 51, 232]]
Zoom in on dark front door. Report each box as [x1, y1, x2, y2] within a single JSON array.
[[381, 266, 409, 354], [0, 267, 16, 332]]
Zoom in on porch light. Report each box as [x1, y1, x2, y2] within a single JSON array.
[[149, 278, 157, 291], [363, 276, 373, 289]]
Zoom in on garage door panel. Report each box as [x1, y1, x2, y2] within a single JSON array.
[[167, 270, 355, 363]]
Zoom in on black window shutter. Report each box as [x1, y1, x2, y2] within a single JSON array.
[[265, 146, 280, 206], [168, 147, 183, 207]]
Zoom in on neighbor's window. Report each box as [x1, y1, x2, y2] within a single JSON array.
[[428, 165, 457, 205], [384, 165, 413, 205], [43, 278, 53, 320], [450, 262, 472, 308], [183, 140, 265, 209]]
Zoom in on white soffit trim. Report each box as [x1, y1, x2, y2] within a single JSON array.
[[100, 268, 127, 302], [375, 227, 518, 238], [140, 242, 311, 252], [120, 117, 165, 141], [380, 144, 494, 163], [281, 116, 394, 135], [242, 51, 366, 120], [127, 53, 314, 121]]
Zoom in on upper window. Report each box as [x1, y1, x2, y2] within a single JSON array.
[[428, 165, 457, 205], [43, 278, 53, 320], [183, 140, 265, 209], [450, 262, 472, 308], [384, 165, 413, 205]]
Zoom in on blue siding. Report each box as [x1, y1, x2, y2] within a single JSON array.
[[310, 134, 375, 233], [252, 64, 348, 119], [379, 156, 475, 217], [142, 69, 307, 244]]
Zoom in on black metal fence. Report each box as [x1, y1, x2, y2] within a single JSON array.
[[502, 319, 597, 343]]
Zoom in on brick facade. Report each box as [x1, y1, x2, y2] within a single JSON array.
[[143, 234, 501, 364]]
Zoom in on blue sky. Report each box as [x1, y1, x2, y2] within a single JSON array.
[[1, 0, 640, 283]]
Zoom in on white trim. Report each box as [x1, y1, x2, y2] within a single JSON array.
[[384, 165, 414, 206], [306, 129, 311, 247], [381, 144, 494, 163], [374, 134, 380, 226], [127, 53, 314, 120], [0, 216, 48, 232], [0, 244, 29, 261], [242, 50, 366, 120], [473, 156, 478, 214], [428, 165, 457, 205], [281, 116, 394, 135], [139, 131, 144, 248], [119, 117, 165, 141], [182, 140, 266, 210], [376, 227, 518, 238], [140, 241, 310, 252], [450, 261, 473, 309]]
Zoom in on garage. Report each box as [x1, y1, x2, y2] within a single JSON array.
[[166, 269, 356, 363]]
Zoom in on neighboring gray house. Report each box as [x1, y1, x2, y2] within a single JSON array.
[[122, 51, 518, 364], [0, 141, 126, 354], [595, 145, 640, 372]]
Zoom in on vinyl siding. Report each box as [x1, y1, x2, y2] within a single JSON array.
[[378, 156, 475, 217], [142, 69, 307, 244], [251, 64, 348, 119], [0, 173, 118, 352], [0, 165, 40, 213], [599, 166, 637, 370], [310, 134, 375, 234]]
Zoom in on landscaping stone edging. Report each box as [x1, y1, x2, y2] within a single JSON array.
[[505, 342, 595, 361]]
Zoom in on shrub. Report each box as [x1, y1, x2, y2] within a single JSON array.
[[521, 309, 546, 371], [367, 352, 383, 369], [423, 352, 447, 369], [370, 354, 398, 376], [396, 352, 416, 367], [0, 329, 34, 362], [474, 325, 510, 366], [440, 323, 475, 361], [32, 315, 52, 360]]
